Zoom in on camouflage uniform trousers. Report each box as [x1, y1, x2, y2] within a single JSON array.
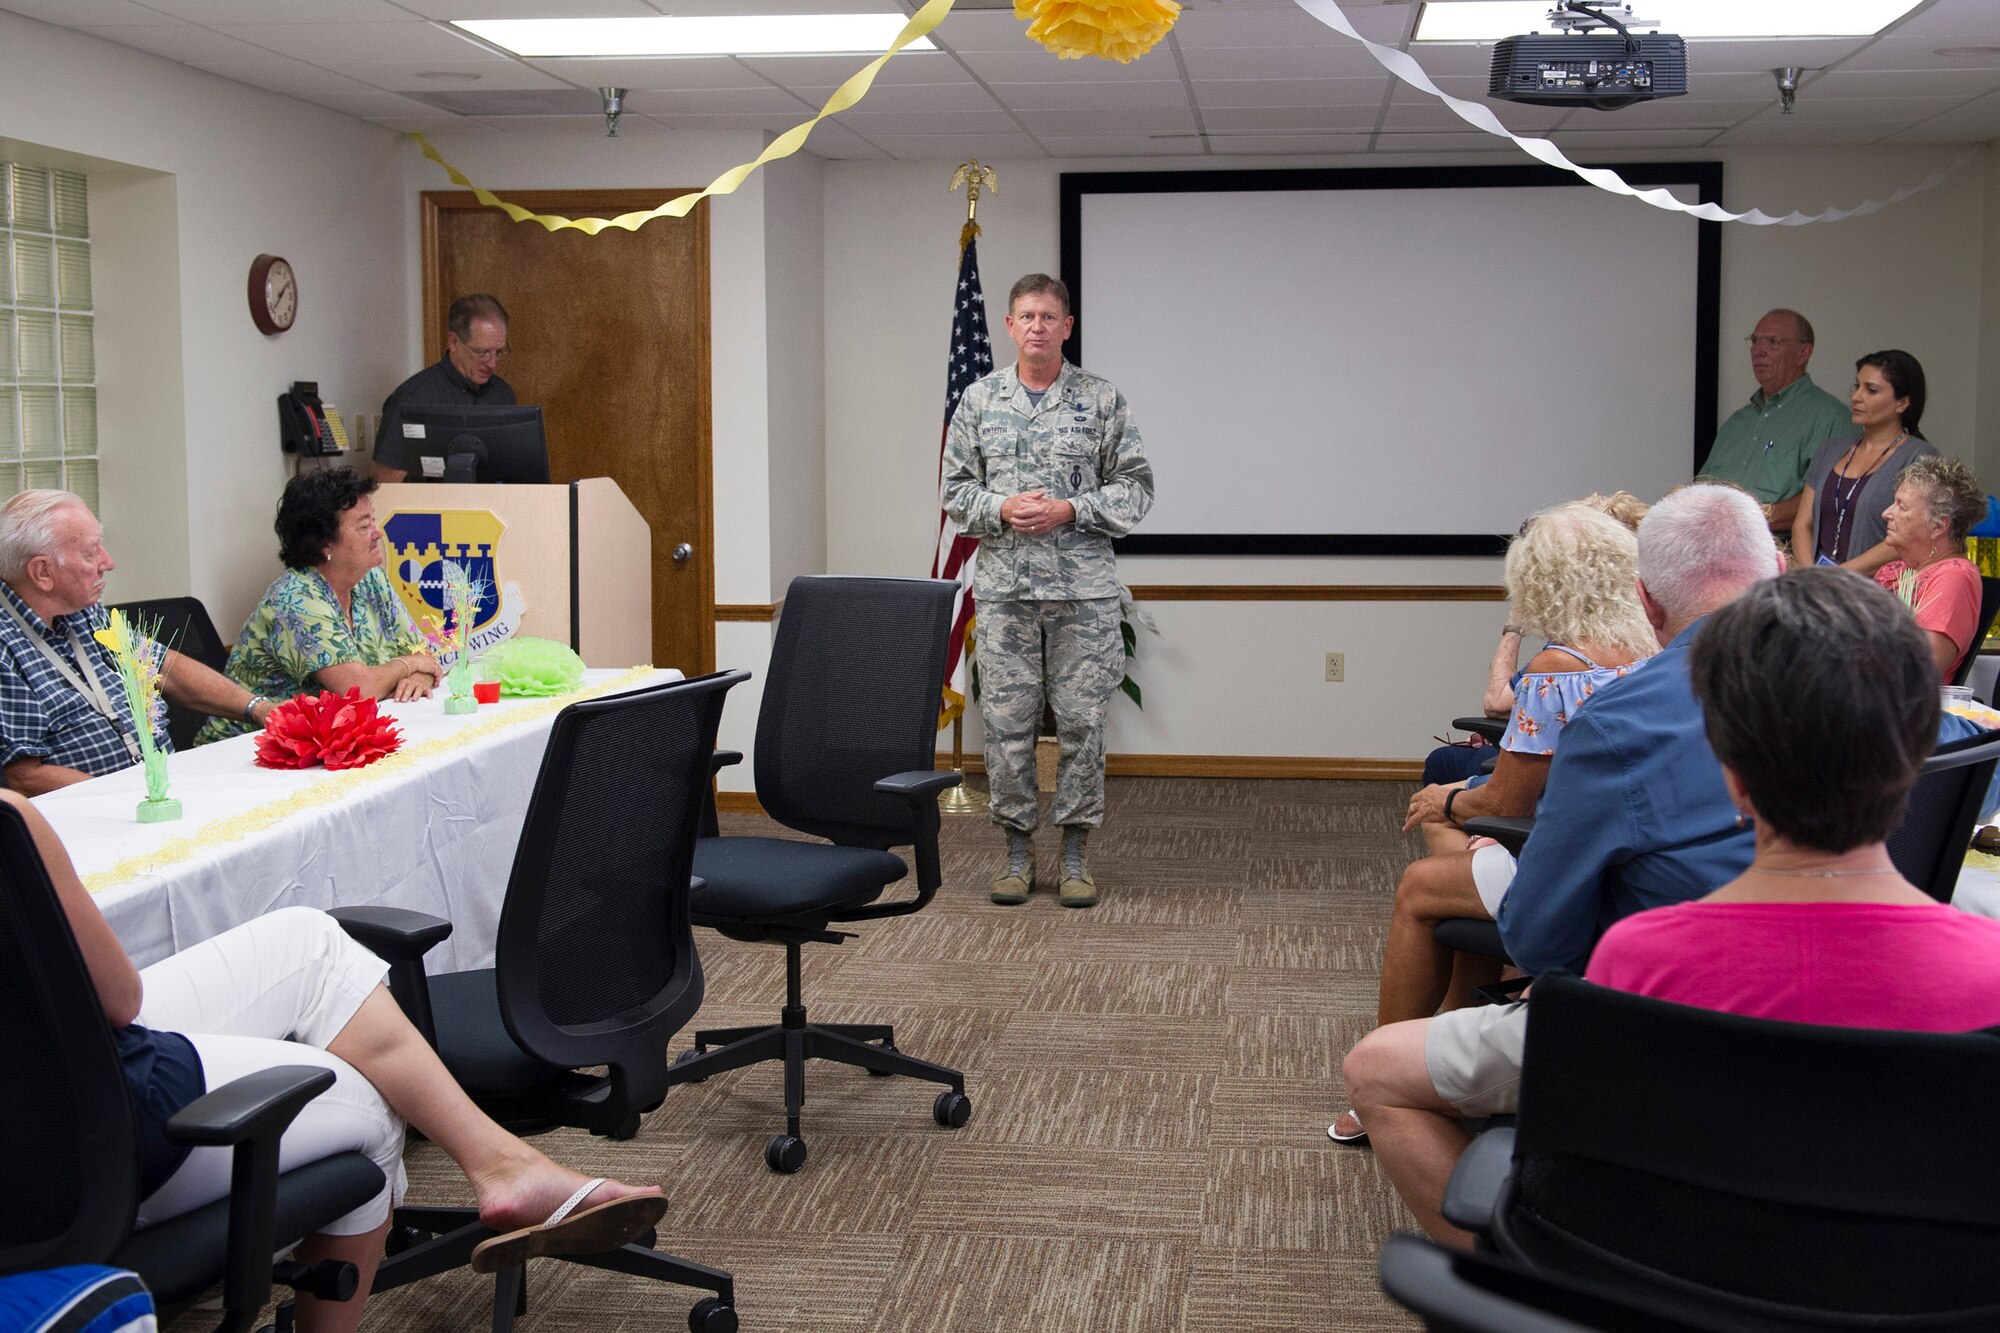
[[975, 596, 1124, 833]]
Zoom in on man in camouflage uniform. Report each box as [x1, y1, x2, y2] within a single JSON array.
[[941, 274, 1155, 908]]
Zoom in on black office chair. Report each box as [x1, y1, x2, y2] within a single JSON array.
[[1379, 1232, 1715, 1333], [0, 801, 382, 1333], [1444, 973, 2000, 1330], [665, 575, 971, 1174], [1439, 728, 2000, 972], [1950, 575, 2000, 689], [110, 595, 232, 752], [333, 671, 747, 1333]]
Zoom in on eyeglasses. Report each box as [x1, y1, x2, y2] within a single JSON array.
[[1744, 335, 1802, 350], [463, 345, 509, 362]]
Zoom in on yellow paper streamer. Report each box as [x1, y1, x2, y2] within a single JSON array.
[[85, 666, 660, 894], [411, 0, 956, 234]]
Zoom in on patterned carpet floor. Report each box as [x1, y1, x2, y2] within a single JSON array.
[[171, 776, 1425, 1332]]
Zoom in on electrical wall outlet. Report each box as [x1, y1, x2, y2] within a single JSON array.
[[1325, 652, 1344, 682]]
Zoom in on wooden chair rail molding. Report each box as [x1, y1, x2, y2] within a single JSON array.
[[715, 603, 781, 622], [1124, 584, 1505, 602]]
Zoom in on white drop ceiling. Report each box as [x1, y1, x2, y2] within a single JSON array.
[[6, 0, 2000, 159]]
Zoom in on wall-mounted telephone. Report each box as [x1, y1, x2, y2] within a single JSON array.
[[279, 381, 349, 456]]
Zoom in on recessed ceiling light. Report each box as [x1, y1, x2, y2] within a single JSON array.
[[414, 70, 482, 82], [452, 14, 935, 58], [1415, 1, 1923, 42], [1934, 46, 2000, 58]]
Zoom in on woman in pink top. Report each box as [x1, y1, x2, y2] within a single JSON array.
[[1586, 566, 2000, 1028], [1872, 454, 1986, 682]]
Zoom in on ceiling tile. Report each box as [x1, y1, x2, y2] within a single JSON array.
[[1200, 103, 1381, 131], [833, 108, 1023, 134], [930, 10, 1037, 53], [320, 59, 573, 91], [1197, 132, 1374, 154], [209, 20, 492, 63], [1882, 95, 2000, 140], [1809, 68, 2000, 97], [365, 111, 499, 132], [639, 110, 825, 131], [524, 56, 771, 90], [958, 48, 1183, 82], [392, 0, 661, 16], [183, 57, 384, 95], [1747, 94, 1967, 120], [1560, 97, 1764, 128], [290, 88, 447, 117], [988, 80, 1189, 110], [1015, 104, 1196, 133], [1710, 119, 1905, 145], [0, 0, 178, 22], [1172, 7, 1402, 48], [1402, 43, 1501, 79], [1876, 0, 2000, 43], [141, 0, 410, 20], [465, 113, 689, 135], [863, 131, 1047, 159], [1179, 44, 1392, 80], [1690, 37, 1870, 74], [624, 86, 816, 114], [1545, 127, 1724, 149], [1036, 134, 1202, 156], [1189, 76, 1387, 108], [1841, 33, 2000, 72], [1369, 130, 1524, 152], [70, 23, 278, 63], [787, 82, 1001, 114], [735, 52, 975, 88]]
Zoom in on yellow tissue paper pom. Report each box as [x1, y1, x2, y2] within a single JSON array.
[[1015, 0, 1182, 63]]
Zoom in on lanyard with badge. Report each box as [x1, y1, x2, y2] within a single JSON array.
[[0, 600, 144, 764]]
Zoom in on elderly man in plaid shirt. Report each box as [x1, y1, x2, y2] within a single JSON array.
[[0, 491, 272, 794]]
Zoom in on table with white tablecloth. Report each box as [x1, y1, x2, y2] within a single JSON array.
[[37, 667, 677, 972]]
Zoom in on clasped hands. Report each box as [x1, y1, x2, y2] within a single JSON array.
[[391, 651, 443, 702], [1403, 782, 1458, 832], [1001, 489, 1076, 537]]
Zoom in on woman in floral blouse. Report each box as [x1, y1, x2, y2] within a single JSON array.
[[197, 470, 438, 744]]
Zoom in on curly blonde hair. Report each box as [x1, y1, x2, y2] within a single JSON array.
[[1896, 454, 1986, 544], [1506, 502, 1656, 659], [1579, 490, 1649, 533]]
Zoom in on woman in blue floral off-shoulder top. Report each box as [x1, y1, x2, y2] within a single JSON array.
[[196, 471, 438, 744]]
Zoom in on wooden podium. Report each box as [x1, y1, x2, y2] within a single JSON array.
[[375, 478, 651, 668]]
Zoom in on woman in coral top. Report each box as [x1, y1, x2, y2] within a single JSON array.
[[1586, 566, 2000, 1027], [1871, 454, 1986, 682]]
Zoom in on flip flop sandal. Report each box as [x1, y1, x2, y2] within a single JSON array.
[[1327, 1110, 1369, 1145], [469, 1180, 668, 1273]]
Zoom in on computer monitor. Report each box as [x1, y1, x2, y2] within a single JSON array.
[[398, 403, 550, 484]]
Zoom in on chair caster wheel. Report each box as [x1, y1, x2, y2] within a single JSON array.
[[765, 1133, 808, 1172], [688, 1296, 738, 1333], [934, 1090, 972, 1128], [673, 1048, 709, 1084], [869, 1041, 897, 1075]]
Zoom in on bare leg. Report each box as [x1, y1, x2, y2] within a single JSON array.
[[292, 1219, 390, 1333], [1345, 1021, 1476, 1249], [1421, 823, 1470, 857], [1441, 952, 1504, 1013], [325, 988, 659, 1233], [1377, 853, 1490, 1026]]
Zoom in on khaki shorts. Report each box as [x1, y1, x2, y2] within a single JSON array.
[[1424, 1001, 1530, 1118]]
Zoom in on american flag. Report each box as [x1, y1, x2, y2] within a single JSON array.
[[932, 231, 993, 727]]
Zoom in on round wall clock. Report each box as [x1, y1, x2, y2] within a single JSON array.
[[248, 254, 297, 335]]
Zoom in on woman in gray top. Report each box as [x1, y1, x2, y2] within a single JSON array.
[[1791, 348, 1938, 573]]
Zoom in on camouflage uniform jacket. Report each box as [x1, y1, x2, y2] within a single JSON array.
[[941, 361, 1155, 603]]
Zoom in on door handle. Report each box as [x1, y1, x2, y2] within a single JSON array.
[[672, 542, 693, 563]]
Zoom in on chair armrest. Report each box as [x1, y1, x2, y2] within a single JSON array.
[[710, 750, 743, 774], [873, 770, 963, 800], [1461, 815, 1535, 856], [326, 905, 452, 964], [166, 1065, 344, 1319], [701, 751, 746, 839], [165, 1065, 336, 1147], [1441, 1125, 1516, 1235], [328, 907, 448, 1048], [1451, 716, 1507, 744]]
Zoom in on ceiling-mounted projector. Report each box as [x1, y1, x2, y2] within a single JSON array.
[[1490, 1, 1687, 111]]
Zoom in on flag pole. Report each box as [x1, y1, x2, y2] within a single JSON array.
[[938, 159, 996, 816]]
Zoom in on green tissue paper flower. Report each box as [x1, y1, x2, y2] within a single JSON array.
[[484, 636, 586, 697]]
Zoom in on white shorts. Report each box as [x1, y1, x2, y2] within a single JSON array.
[[1423, 1001, 1530, 1119], [132, 907, 405, 1236], [1469, 842, 1517, 919]]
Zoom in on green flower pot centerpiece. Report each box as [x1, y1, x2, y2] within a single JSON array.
[[95, 608, 181, 823], [420, 559, 491, 717]]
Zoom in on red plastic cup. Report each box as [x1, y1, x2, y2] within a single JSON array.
[[472, 681, 501, 704]]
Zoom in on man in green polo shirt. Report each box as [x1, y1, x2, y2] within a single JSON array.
[[1697, 308, 1851, 531]]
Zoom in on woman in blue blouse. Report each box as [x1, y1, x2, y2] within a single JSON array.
[[198, 471, 439, 744]]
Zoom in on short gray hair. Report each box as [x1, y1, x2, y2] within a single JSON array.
[[1637, 484, 1778, 621], [0, 490, 88, 583]]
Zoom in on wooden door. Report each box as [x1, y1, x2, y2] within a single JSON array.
[[422, 189, 713, 674]]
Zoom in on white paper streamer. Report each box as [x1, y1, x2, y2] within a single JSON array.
[[1291, 0, 1980, 226]]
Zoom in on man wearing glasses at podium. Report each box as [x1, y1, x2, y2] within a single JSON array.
[[373, 294, 517, 484]]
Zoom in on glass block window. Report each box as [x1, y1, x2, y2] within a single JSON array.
[[2, 164, 96, 511]]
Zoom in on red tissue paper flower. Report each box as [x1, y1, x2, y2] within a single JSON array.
[[254, 688, 403, 771]]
